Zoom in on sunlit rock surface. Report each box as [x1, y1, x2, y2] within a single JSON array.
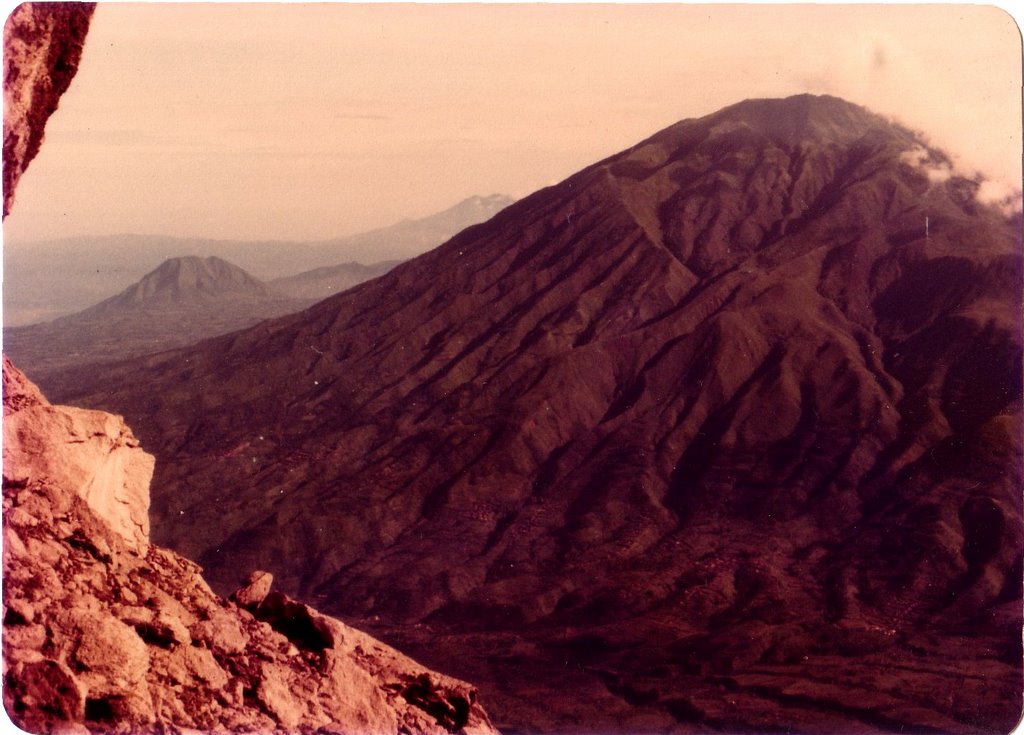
[[2, 359, 497, 734]]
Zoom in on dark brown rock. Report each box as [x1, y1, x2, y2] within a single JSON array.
[[253, 590, 336, 652], [3, 2, 95, 217], [4, 659, 86, 727]]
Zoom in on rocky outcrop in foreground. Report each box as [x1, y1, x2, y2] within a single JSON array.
[[2, 357, 496, 734], [3, 2, 95, 218]]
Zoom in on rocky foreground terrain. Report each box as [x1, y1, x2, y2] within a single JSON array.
[[55, 95, 1023, 733], [2, 357, 496, 734]]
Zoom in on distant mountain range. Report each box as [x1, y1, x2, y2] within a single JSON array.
[[3, 194, 513, 326], [4, 256, 312, 380], [5, 253, 406, 386], [268, 260, 401, 301], [51, 96, 1023, 733]]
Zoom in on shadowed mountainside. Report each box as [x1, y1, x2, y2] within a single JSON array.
[[269, 260, 401, 301], [53, 95, 1023, 733], [5, 256, 315, 382]]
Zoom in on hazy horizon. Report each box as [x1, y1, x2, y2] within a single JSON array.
[[3, 3, 1021, 244], [3, 193, 514, 246]]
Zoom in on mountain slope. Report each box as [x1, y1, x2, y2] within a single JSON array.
[[4, 256, 313, 382], [2, 357, 497, 735], [53, 95, 1022, 733], [322, 194, 515, 263], [269, 260, 401, 301]]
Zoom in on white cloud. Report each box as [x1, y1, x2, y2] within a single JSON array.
[[976, 178, 1023, 216], [899, 145, 954, 183]]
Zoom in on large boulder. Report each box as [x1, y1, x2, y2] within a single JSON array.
[[2, 360, 153, 552]]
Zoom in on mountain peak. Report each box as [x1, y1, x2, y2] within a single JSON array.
[[429, 194, 515, 225], [91, 255, 276, 311], [144, 255, 264, 291], [5, 256, 312, 382], [464, 193, 514, 208], [722, 93, 878, 121], [631, 94, 912, 166], [711, 93, 901, 144]]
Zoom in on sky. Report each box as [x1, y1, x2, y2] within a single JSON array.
[[3, 3, 1022, 243]]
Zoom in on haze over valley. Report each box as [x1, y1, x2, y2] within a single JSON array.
[[3, 194, 512, 326]]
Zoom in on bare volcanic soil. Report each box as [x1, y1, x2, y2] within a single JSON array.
[[51, 95, 1024, 733]]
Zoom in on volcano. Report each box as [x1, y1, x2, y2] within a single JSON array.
[[51, 95, 1023, 733], [93, 255, 278, 306], [5, 256, 312, 381]]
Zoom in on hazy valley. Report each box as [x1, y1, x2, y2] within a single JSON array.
[[4, 197, 511, 383], [3, 193, 513, 326]]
